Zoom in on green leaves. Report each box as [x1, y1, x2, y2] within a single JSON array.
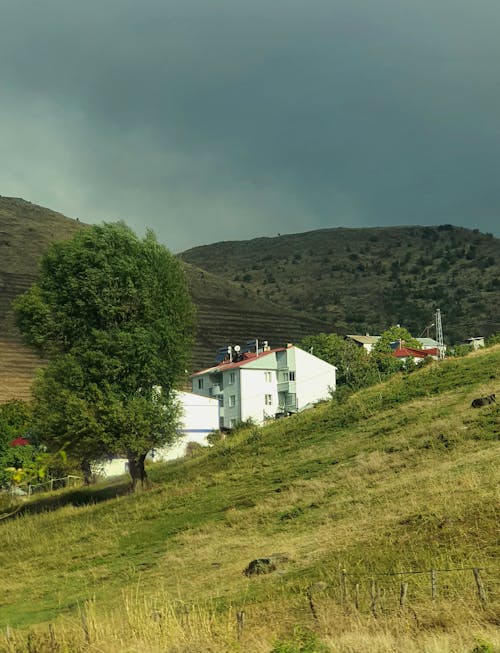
[[299, 333, 382, 389], [374, 326, 421, 353], [15, 223, 196, 482]]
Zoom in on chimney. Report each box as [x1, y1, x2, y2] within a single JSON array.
[[286, 342, 293, 348]]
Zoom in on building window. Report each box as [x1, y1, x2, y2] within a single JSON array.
[[197, 378, 204, 389], [289, 371, 295, 381], [228, 372, 236, 385], [280, 371, 289, 382], [229, 395, 236, 407], [264, 371, 272, 383], [265, 394, 273, 406]]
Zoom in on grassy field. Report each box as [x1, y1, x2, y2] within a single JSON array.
[[1, 347, 499, 652]]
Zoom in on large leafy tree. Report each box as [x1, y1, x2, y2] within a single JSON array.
[[15, 223, 195, 489], [300, 333, 380, 389], [373, 326, 421, 353]]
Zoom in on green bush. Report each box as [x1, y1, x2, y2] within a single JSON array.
[[471, 640, 497, 653], [270, 627, 329, 653]]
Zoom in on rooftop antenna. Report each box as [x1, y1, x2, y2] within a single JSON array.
[[435, 308, 444, 358]]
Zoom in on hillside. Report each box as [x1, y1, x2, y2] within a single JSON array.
[[1, 347, 498, 652], [179, 225, 500, 344], [0, 197, 84, 401], [0, 196, 329, 402]]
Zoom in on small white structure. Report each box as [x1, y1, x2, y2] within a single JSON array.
[[345, 334, 380, 353], [465, 337, 485, 351], [95, 391, 219, 478], [149, 391, 219, 462], [192, 343, 337, 428]]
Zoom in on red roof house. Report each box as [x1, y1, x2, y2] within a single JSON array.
[[10, 437, 30, 447], [393, 346, 439, 361]]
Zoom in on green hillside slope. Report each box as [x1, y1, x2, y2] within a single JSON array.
[[1, 347, 498, 652], [0, 197, 329, 402], [179, 225, 500, 344]]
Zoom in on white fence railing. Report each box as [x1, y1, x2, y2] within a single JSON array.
[[22, 475, 83, 496]]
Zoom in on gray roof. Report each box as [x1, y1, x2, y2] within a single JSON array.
[[417, 337, 440, 347], [346, 334, 380, 345]]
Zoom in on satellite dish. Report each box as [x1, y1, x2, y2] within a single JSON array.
[[234, 345, 241, 352]]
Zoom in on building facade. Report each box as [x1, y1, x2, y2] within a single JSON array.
[[192, 344, 337, 428], [95, 390, 219, 478]]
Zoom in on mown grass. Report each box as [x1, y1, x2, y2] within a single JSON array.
[[1, 347, 499, 652]]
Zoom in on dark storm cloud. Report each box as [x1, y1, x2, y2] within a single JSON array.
[[1, 0, 500, 251]]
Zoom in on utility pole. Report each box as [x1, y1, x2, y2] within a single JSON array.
[[435, 308, 444, 358]]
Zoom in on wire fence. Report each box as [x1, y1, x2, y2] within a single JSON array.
[[228, 564, 499, 642], [300, 565, 498, 618], [19, 475, 83, 496]]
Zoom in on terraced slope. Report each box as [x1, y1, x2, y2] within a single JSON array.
[[0, 197, 329, 402], [0, 198, 83, 402], [183, 262, 329, 370]]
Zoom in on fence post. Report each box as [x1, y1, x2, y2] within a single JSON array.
[[236, 610, 245, 640], [5, 625, 12, 652], [399, 582, 408, 610], [81, 610, 90, 644], [472, 568, 487, 608], [341, 569, 348, 603], [48, 623, 56, 649], [354, 583, 360, 611], [370, 580, 377, 617], [306, 590, 319, 622], [431, 569, 437, 599]]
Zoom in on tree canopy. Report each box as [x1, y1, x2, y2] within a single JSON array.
[[15, 223, 195, 488], [373, 326, 421, 353], [300, 333, 379, 389]]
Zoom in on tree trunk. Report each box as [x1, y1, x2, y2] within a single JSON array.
[[81, 459, 93, 485], [127, 452, 149, 491]]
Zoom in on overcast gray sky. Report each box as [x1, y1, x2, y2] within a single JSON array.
[[1, 0, 499, 252]]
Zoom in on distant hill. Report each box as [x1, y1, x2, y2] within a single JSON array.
[[179, 225, 500, 344], [0, 197, 329, 402]]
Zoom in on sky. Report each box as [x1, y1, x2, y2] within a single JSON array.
[[1, 0, 500, 253]]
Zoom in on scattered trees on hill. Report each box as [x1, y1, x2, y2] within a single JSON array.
[[300, 326, 425, 393], [15, 223, 195, 490]]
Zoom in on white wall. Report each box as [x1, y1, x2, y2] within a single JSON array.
[[95, 457, 129, 478], [239, 367, 278, 424], [294, 347, 336, 408], [94, 391, 219, 478], [151, 391, 219, 461]]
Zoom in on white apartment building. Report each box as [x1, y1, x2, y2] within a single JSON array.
[[192, 343, 337, 428]]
